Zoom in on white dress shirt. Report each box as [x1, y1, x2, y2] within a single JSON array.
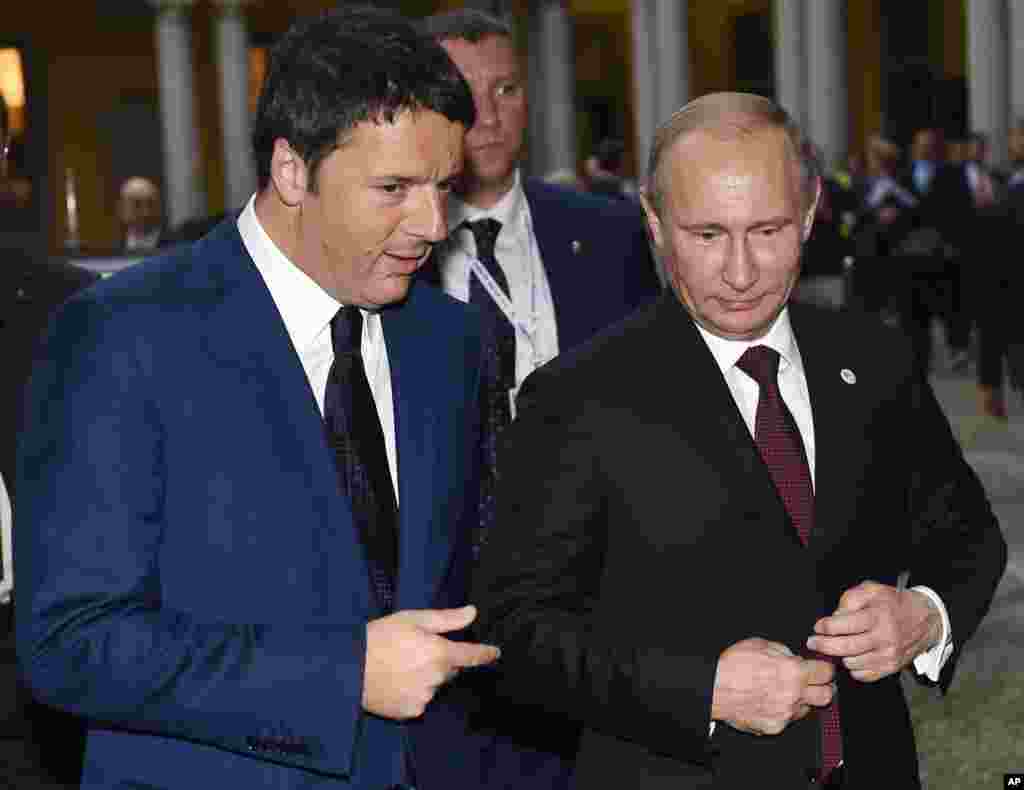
[[0, 471, 12, 605], [695, 308, 952, 682], [441, 170, 559, 403], [237, 196, 399, 503]]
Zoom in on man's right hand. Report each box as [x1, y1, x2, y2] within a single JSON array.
[[710, 637, 834, 736], [363, 605, 501, 720]]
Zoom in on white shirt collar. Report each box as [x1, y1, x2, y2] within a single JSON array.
[[236, 194, 341, 354], [695, 306, 803, 378], [447, 169, 525, 235]]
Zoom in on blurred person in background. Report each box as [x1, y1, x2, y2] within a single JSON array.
[[851, 135, 918, 316], [116, 175, 164, 252], [973, 129, 1022, 418], [583, 136, 636, 200], [900, 127, 975, 376]]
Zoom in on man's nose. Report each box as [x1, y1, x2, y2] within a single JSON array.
[[473, 90, 498, 129], [722, 237, 756, 291], [412, 186, 447, 242]]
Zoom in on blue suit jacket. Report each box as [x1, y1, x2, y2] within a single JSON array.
[[16, 219, 485, 789], [422, 178, 660, 353], [520, 178, 660, 350]]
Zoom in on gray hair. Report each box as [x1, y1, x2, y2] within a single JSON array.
[[645, 92, 819, 216]]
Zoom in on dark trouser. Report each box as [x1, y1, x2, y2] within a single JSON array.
[[975, 263, 1014, 389], [896, 256, 951, 379], [1, 604, 84, 789], [942, 258, 971, 353]]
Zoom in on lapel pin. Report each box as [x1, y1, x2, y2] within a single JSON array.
[[840, 368, 856, 384], [571, 240, 582, 255]]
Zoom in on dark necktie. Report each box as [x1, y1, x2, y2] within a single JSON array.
[[465, 218, 515, 551], [323, 307, 398, 613], [735, 345, 842, 780]]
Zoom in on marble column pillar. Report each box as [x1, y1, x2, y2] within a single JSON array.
[[804, 0, 847, 170], [529, 0, 576, 177], [630, 0, 658, 184], [213, 0, 256, 210], [968, 0, 1010, 166], [1011, 0, 1024, 129], [630, 0, 688, 186], [773, 0, 806, 128], [152, 0, 205, 230], [652, 0, 689, 128]]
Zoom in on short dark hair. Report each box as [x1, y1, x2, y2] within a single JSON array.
[[418, 7, 515, 44], [252, 5, 475, 192]]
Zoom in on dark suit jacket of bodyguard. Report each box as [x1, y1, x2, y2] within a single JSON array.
[[421, 177, 662, 351], [474, 292, 1007, 789], [16, 219, 487, 789]]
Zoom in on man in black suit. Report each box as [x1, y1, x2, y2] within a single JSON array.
[[474, 92, 1007, 788], [0, 91, 98, 789]]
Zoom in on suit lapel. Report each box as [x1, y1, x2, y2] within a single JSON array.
[[651, 294, 805, 549], [195, 221, 375, 616], [380, 286, 453, 611], [789, 305, 864, 554], [523, 179, 587, 350]]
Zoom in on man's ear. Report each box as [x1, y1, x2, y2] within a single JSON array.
[[639, 190, 664, 250], [269, 138, 309, 207], [802, 176, 822, 241]]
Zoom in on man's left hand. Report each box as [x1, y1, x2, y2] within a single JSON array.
[[806, 581, 942, 683]]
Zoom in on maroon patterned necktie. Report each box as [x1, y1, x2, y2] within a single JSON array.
[[735, 345, 842, 781]]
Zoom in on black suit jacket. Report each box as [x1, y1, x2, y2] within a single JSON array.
[[1, 249, 97, 786], [1, 250, 99, 497], [474, 293, 1007, 789]]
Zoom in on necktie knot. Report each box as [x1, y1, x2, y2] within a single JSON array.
[[331, 306, 363, 358], [464, 218, 502, 262], [736, 345, 780, 388]]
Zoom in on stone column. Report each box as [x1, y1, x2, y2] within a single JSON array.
[[804, 0, 847, 170], [968, 0, 1010, 166], [652, 0, 689, 128], [530, 0, 576, 177], [152, 0, 205, 230], [773, 0, 806, 128], [213, 0, 257, 210], [630, 0, 658, 184], [1011, 0, 1024, 128]]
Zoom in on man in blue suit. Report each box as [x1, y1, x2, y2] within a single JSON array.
[[16, 8, 499, 788]]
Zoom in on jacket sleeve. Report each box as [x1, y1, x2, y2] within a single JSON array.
[[472, 369, 718, 765], [903, 368, 1007, 691], [15, 293, 367, 777]]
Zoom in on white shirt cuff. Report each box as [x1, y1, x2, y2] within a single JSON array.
[[910, 585, 953, 681]]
